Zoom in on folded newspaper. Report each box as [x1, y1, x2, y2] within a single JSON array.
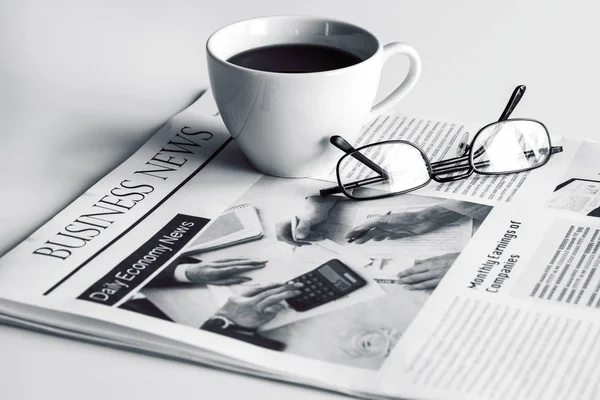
[[2, 90, 600, 400]]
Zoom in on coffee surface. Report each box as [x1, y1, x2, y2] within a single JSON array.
[[227, 44, 363, 73]]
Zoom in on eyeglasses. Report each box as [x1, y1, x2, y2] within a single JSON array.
[[319, 85, 564, 200]]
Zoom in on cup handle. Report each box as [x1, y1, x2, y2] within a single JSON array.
[[369, 42, 421, 120]]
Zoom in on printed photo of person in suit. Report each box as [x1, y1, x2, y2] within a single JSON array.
[[121, 255, 301, 351]]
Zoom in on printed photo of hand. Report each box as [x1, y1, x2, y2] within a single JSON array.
[[276, 196, 339, 246], [214, 282, 303, 329], [345, 205, 464, 244], [397, 252, 460, 290], [179, 255, 268, 285]]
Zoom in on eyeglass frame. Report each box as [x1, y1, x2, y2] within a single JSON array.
[[319, 85, 564, 201]]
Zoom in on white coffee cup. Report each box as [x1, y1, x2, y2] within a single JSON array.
[[207, 16, 421, 178]]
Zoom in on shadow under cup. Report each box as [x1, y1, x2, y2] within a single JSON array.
[[207, 16, 383, 178]]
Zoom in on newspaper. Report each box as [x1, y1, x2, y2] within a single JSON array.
[[0, 90, 598, 399]]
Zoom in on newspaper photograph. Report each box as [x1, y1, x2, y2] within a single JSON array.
[[548, 141, 600, 217], [115, 174, 492, 370]]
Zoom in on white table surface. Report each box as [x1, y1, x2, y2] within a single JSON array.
[[1, 1, 599, 399]]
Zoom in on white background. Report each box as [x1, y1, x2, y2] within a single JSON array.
[[1, 0, 599, 399]]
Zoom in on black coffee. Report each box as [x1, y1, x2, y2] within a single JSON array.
[[227, 44, 363, 73]]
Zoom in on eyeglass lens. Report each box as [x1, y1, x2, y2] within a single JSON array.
[[471, 120, 550, 174], [338, 142, 431, 199]]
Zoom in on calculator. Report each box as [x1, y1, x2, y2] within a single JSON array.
[[285, 259, 367, 312]]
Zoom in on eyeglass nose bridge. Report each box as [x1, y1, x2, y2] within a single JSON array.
[[431, 167, 474, 183]]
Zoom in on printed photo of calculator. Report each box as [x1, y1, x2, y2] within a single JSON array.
[[285, 259, 367, 312]]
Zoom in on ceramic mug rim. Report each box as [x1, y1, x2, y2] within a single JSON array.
[[206, 15, 382, 77]]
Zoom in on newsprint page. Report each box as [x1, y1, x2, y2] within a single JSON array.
[[1, 91, 600, 399]]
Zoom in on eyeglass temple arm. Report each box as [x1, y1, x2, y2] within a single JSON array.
[[320, 185, 344, 196], [330, 136, 390, 180], [498, 85, 526, 122], [320, 176, 385, 196], [431, 145, 564, 176], [320, 136, 391, 197], [430, 147, 490, 172], [456, 85, 527, 158]]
